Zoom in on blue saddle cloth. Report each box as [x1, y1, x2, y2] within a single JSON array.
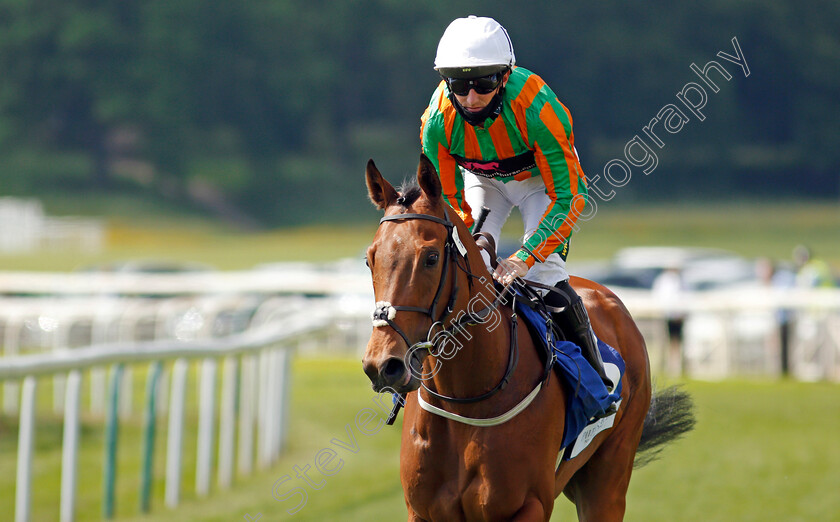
[[514, 296, 625, 450]]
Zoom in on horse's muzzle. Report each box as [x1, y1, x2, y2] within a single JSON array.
[[363, 355, 420, 394]]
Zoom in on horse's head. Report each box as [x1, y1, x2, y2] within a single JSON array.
[[362, 155, 478, 394]]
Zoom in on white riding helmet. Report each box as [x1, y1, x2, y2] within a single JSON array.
[[434, 15, 515, 79]]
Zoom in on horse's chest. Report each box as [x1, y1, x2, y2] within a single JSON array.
[[403, 428, 518, 520]]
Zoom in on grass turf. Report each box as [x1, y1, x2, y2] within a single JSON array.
[[0, 200, 837, 519], [1, 357, 838, 521]]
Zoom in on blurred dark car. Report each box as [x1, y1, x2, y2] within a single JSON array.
[[576, 247, 757, 292]]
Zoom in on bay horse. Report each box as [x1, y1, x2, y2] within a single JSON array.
[[362, 155, 694, 521]]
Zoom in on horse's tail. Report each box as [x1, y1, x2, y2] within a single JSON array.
[[634, 385, 696, 468]]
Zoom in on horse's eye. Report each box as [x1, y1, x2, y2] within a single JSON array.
[[364, 257, 370, 268], [425, 252, 439, 267]]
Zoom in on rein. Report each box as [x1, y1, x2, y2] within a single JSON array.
[[373, 207, 549, 425], [375, 208, 504, 359], [417, 280, 557, 427]]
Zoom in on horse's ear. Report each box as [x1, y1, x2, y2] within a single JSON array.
[[366, 159, 398, 210], [417, 154, 442, 201]]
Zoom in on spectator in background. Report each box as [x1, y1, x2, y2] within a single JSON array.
[[790, 245, 835, 379], [755, 257, 796, 375], [793, 245, 835, 288], [652, 265, 686, 376]]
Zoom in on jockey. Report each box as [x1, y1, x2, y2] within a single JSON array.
[[420, 15, 613, 391]]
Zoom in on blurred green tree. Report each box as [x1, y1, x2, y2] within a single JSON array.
[[0, 1, 836, 225]]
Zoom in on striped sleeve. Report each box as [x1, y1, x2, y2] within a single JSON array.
[[515, 98, 588, 267], [420, 85, 473, 226]]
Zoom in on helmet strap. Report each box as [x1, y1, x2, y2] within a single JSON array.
[[450, 87, 505, 127]]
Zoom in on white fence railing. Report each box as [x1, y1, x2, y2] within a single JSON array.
[[0, 198, 104, 253], [0, 304, 338, 522], [0, 267, 838, 521], [615, 285, 840, 381], [1, 267, 838, 384], [0, 294, 295, 415]]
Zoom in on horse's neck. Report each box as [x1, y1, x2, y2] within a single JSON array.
[[425, 257, 512, 398]]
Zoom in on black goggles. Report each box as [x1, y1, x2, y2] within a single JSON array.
[[443, 72, 504, 96]]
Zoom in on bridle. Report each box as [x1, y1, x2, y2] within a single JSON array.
[[373, 206, 463, 351], [372, 206, 523, 412]]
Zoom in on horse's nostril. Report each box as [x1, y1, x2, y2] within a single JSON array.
[[381, 357, 406, 385], [363, 359, 380, 383]]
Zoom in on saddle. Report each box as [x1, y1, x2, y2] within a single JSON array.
[[475, 235, 625, 459]]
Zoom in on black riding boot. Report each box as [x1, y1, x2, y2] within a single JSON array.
[[545, 280, 613, 392]]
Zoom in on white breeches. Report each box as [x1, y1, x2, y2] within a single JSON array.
[[463, 171, 569, 287]]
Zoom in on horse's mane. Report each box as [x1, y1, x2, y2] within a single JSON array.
[[396, 179, 423, 208]]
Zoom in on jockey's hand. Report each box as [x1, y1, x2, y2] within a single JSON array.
[[493, 256, 529, 286]]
